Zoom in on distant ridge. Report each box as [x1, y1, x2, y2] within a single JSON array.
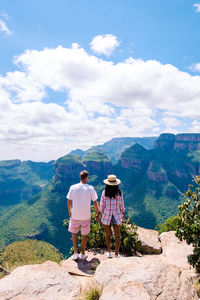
[[68, 136, 157, 163]]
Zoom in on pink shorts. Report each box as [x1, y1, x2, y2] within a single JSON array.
[[68, 218, 91, 235]]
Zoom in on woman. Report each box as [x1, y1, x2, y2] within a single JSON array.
[[99, 174, 125, 258]]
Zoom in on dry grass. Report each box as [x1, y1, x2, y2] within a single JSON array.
[[80, 286, 103, 300], [194, 277, 200, 297]]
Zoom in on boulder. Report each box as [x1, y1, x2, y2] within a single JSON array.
[[0, 261, 80, 300], [137, 226, 162, 254], [159, 231, 194, 269], [95, 256, 198, 300]]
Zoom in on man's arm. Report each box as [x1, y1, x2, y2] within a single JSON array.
[[93, 200, 101, 222], [93, 200, 99, 214], [67, 199, 72, 218]]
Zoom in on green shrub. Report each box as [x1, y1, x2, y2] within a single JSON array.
[[0, 239, 63, 271], [155, 215, 179, 234], [80, 286, 103, 300], [63, 206, 141, 256], [175, 176, 200, 272]]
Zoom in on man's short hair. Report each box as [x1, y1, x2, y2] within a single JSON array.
[[80, 170, 89, 180]]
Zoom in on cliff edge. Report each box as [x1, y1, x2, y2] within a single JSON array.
[[0, 229, 199, 300]]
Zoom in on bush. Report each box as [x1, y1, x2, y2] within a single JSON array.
[[63, 206, 141, 256], [81, 286, 103, 300], [155, 215, 179, 234], [0, 239, 63, 271], [175, 176, 200, 272]]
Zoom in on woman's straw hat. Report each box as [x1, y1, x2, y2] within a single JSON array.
[[103, 174, 121, 186]]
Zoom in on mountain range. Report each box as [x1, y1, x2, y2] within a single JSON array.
[[0, 133, 200, 255], [69, 136, 156, 163]]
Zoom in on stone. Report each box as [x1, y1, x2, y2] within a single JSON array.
[[137, 226, 162, 254], [100, 281, 150, 300], [159, 231, 194, 269], [0, 261, 80, 300], [94, 256, 198, 300], [0, 266, 10, 276]]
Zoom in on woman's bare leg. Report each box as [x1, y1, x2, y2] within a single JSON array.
[[104, 225, 112, 252], [113, 224, 121, 255]]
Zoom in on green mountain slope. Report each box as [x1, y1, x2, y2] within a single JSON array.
[[113, 134, 200, 227], [0, 160, 54, 208], [0, 153, 111, 254]]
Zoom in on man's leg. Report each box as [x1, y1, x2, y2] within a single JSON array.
[[72, 233, 78, 254], [80, 219, 90, 255], [105, 225, 112, 252], [81, 235, 87, 254], [113, 224, 121, 255], [68, 218, 80, 256]]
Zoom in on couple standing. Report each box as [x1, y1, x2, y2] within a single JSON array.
[[67, 170, 125, 260]]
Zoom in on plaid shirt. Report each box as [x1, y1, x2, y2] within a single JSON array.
[[99, 190, 125, 225]]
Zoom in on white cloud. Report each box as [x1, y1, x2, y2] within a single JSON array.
[[162, 116, 181, 128], [90, 34, 120, 56], [0, 18, 12, 35], [0, 11, 9, 20], [193, 3, 200, 12], [161, 116, 181, 133], [1, 42, 200, 160], [13, 46, 200, 118], [0, 71, 45, 102], [190, 120, 200, 131], [189, 63, 200, 72]]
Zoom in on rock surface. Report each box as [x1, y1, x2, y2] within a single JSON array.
[[95, 256, 198, 300], [0, 231, 198, 300], [0, 261, 80, 300], [137, 226, 162, 254], [159, 230, 194, 269], [101, 281, 151, 300], [61, 249, 107, 276]]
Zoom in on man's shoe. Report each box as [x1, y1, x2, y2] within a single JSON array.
[[79, 253, 88, 260], [114, 253, 121, 258], [106, 252, 112, 258], [71, 253, 79, 260]]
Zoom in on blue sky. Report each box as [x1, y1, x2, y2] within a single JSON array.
[[1, 0, 200, 71], [0, 0, 200, 161]]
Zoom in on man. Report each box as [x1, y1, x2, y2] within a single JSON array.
[[67, 170, 100, 260]]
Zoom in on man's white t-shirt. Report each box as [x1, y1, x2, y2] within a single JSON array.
[[67, 182, 98, 220]]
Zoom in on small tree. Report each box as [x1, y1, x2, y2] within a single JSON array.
[[155, 215, 179, 234], [176, 176, 200, 272], [63, 206, 141, 256]]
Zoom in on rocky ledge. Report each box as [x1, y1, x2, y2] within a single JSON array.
[[0, 230, 199, 300], [154, 133, 200, 152]]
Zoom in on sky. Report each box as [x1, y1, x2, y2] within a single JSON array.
[[1, 0, 200, 161]]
